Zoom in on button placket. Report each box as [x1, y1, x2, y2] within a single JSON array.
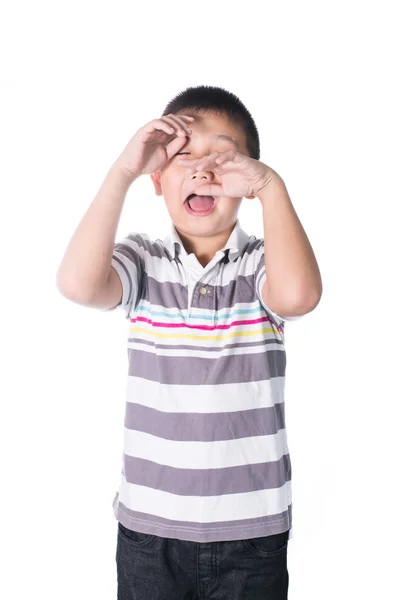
[[187, 261, 219, 327], [187, 270, 203, 327]]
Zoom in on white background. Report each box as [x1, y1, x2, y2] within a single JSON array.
[[1, 1, 399, 598]]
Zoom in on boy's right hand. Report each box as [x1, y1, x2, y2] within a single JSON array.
[[114, 114, 194, 181]]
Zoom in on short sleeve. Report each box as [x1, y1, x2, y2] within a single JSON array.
[[254, 240, 304, 328], [100, 232, 144, 319]]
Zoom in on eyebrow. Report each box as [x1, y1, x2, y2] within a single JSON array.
[[187, 134, 238, 147]]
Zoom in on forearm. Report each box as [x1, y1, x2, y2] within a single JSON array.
[[56, 161, 137, 301], [257, 174, 322, 309]]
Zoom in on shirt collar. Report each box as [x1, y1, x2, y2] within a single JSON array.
[[162, 218, 250, 263]]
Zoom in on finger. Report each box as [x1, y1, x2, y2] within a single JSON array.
[[177, 161, 224, 176], [178, 161, 219, 176], [212, 158, 235, 168], [215, 150, 237, 163], [198, 151, 222, 165], [195, 157, 225, 171], [197, 151, 233, 168], [144, 119, 179, 137], [171, 114, 193, 134], [174, 114, 195, 123], [180, 152, 223, 170], [186, 165, 225, 176], [212, 152, 245, 170], [163, 114, 192, 136], [174, 114, 195, 128], [165, 135, 189, 161], [178, 151, 222, 163], [193, 183, 225, 197], [162, 117, 187, 137]]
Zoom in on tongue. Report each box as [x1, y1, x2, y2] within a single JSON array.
[[189, 195, 214, 210]]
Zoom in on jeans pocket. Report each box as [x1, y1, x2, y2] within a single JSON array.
[[117, 522, 157, 547], [241, 529, 289, 557]]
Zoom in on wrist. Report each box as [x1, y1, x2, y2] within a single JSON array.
[[257, 172, 285, 203], [111, 160, 140, 186]]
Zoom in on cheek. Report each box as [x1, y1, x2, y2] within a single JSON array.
[[160, 169, 183, 191]]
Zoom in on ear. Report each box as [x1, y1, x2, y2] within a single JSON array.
[[150, 171, 163, 196]]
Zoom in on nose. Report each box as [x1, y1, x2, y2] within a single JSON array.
[[190, 169, 215, 181]]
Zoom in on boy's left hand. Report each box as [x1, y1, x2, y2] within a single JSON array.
[[175, 150, 279, 199]]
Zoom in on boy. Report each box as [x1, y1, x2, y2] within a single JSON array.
[[56, 85, 322, 599]]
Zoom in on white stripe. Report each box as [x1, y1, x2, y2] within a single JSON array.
[[127, 336, 283, 354], [123, 428, 289, 469], [126, 376, 285, 413], [118, 475, 292, 523]]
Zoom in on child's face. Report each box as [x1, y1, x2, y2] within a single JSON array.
[[150, 111, 250, 241]]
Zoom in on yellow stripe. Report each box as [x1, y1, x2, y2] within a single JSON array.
[[128, 326, 277, 341]]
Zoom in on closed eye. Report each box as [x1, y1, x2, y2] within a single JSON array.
[[176, 152, 190, 155]]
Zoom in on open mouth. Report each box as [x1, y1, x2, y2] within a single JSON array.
[[184, 193, 216, 216]]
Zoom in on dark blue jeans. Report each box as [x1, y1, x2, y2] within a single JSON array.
[[116, 522, 289, 599]]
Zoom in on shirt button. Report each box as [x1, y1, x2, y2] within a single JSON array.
[[200, 287, 207, 295]]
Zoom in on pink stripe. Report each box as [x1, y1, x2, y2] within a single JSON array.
[[130, 315, 281, 332]]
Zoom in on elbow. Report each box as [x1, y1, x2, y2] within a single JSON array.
[[56, 273, 90, 304]]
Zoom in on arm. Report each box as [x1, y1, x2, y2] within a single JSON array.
[[56, 162, 137, 303], [257, 174, 323, 317]]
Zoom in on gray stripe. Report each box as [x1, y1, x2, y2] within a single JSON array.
[[128, 348, 286, 385], [140, 269, 266, 312], [125, 402, 286, 441], [124, 453, 291, 496], [118, 233, 261, 263]]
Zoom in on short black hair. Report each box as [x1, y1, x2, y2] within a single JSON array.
[[162, 85, 260, 160]]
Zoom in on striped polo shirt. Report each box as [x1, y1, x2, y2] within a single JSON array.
[[105, 218, 300, 543]]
